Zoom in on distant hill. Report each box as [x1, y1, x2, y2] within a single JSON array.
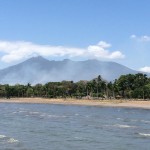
[[0, 56, 139, 84]]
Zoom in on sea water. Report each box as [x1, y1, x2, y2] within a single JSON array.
[[0, 103, 150, 150]]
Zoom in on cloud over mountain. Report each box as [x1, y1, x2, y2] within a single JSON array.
[[0, 40, 125, 63], [139, 66, 150, 73]]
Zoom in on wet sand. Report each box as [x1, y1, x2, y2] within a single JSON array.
[[0, 98, 150, 109]]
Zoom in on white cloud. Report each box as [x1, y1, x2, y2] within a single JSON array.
[[130, 34, 150, 42], [139, 66, 150, 73], [87, 41, 124, 59], [97, 41, 111, 48], [130, 34, 137, 39], [0, 40, 125, 63], [141, 36, 150, 42]]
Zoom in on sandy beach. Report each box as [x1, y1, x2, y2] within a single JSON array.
[[0, 97, 150, 109]]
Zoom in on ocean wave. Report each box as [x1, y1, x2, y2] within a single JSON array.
[[138, 133, 150, 137], [47, 114, 67, 118], [116, 118, 122, 120], [29, 111, 40, 114], [130, 119, 138, 122], [7, 138, 19, 143], [141, 120, 150, 123], [73, 136, 85, 141], [104, 124, 136, 128], [0, 134, 19, 144], [75, 113, 79, 116], [0, 134, 6, 139], [113, 124, 136, 128], [27, 111, 67, 118], [13, 109, 67, 119], [12, 110, 27, 114]]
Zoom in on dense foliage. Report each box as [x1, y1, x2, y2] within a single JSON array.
[[1, 73, 150, 100]]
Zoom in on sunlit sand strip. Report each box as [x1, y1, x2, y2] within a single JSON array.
[[0, 98, 150, 109]]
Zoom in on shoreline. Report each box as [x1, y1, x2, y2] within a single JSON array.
[[0, 98, 150, 109]]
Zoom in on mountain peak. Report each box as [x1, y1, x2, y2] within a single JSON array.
[[18, 56, 50, 67], [26, 56, 49, 62], [63, 59, 72, 62], [29, 55, 46, 60]]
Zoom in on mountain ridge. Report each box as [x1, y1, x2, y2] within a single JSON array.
[[0, 56, 140, 84]]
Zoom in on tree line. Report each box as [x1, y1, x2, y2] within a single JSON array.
[[1, 73, 150, 100]]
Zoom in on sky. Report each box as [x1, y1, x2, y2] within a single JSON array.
[[0, 0, 150, 72]]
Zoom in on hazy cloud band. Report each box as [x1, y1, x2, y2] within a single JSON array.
[[0, 40, 125, 63]]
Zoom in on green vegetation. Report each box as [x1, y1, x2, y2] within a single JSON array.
[[0, 73, 150, 100]]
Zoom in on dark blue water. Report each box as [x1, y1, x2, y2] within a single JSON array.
[[0, 103, 150, 150]]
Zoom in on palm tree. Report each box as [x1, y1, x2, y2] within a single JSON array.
[[96, 75, 102, 98]]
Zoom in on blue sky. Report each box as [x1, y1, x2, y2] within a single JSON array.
[[0, 0, 150, 72]]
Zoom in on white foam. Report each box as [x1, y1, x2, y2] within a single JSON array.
[[116, 118, 122, 120], [75, 113, 79, 116], [0, 135, 6, 138], [139, 133, 150, 137], [47, 115, 66, 118], [141, 120, 150, 123], [19, 110, 26, 113], [29, 111, 40, 114], [7, 138, 19, 143], [113, 124, 136, 128]]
